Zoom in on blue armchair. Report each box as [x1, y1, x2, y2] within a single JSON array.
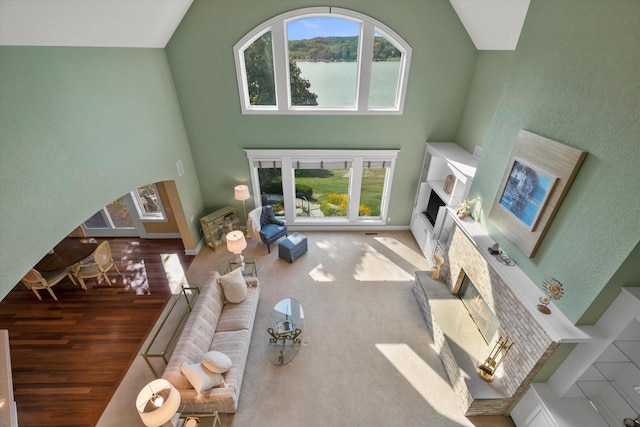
[[248, 205, 287, 253]]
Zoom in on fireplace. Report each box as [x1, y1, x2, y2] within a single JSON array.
[[413, 220, 558, 416], [457, 274, 500, 345]]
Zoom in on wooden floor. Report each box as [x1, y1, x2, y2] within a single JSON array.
[[0, 238, 194, 427]]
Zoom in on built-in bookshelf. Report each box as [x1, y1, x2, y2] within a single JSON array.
[[410, 142, 479, 262]]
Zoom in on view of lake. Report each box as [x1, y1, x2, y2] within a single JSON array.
[[296, 61, 401, 107]]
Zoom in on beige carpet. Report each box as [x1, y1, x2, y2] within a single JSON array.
[[98, 230, 515, 427]]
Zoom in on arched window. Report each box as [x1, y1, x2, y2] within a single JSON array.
[[234, 7, 412, 115]]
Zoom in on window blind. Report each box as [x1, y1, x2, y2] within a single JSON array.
[[293, 160, 353, 169], [252, 160, 282, 168], [362, 159, 392, 168]]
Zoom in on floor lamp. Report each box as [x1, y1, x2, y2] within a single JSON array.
[[234, 185, 251, 235]]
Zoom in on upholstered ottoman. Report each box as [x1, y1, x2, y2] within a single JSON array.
[[278, 232, 308, 263]]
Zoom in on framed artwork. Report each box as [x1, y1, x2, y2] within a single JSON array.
[[498, 158, 557, 230], [489, 130, 587, 258]]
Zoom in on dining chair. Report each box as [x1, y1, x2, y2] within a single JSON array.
[[72, 241, 123, 288], [21, 268, 78, 301]]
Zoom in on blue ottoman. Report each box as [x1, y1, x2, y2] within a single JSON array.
[[278, 232, 308, 263]]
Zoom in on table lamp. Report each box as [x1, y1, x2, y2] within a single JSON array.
[[226, 230, 247, 270], [136, 379, 181, 427], [234, 185, 251, 234]]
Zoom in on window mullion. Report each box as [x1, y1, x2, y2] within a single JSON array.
[[281, 157, 295, 222], [349, 158, 363, 220], [357, 21, 375, 112], [272, 22, 289, 111]]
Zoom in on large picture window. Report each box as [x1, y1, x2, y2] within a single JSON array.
[[234, 7, 412, 115], [246, 149, 398, 225]]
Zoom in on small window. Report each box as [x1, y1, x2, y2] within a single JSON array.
[[132, 184, 166, 221], [256, 161, 285, 217], [244, 31, 276, 106], [234, 7, 412, 115], [359, 160, 390, 217], [369, 31, 403, 109], [287, 16, 360, 108]]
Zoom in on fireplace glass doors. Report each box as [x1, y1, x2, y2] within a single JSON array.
[[458, 275, 501, 344]]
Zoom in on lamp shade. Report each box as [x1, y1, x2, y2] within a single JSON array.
[[136, 379, 181, 427], [226, 230, 247, 254], [234, 185, 251, 201]]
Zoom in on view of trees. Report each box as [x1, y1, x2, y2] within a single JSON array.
[[244, 32, 318, 106], [289, 59, 318, 106], [243, 32, 276, 105], [288, 36, 401, 62]]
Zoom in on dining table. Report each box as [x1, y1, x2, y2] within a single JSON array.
[[34, 237, 99, 272]]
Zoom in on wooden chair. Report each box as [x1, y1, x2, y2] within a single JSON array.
[[21, 268, 78, 301], [72, 241, 123, 288]]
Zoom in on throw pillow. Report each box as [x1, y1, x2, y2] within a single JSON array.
[[181, 361, 224, 394], [202, 351, 232, 374], [218, 268, 247, 303]]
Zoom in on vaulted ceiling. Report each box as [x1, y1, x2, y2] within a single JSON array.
[[0, 0, 530, 50]]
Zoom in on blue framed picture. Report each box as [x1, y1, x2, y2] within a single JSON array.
[[498, 158, 556, 230]]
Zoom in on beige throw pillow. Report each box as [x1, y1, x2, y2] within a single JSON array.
[[218, 268, 247, 303], [202, 351, 232, 374], [181, 361, 224, 394]]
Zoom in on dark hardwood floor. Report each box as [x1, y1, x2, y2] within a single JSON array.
[[0, 238, 194, 427]]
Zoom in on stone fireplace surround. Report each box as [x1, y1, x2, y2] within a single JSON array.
[[413, 211, 590, 416]]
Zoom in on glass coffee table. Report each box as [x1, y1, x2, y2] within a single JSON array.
[[266, 298, 304, 365]]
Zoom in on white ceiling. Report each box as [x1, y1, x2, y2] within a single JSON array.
[[450, 0, 531, 50], [0, 0, 193, 48], [0, 0, 529, 50]]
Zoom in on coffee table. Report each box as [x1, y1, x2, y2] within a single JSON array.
[[266, 298, 304, 365]]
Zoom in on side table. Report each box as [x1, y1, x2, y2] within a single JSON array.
[[176, 404, 225, 427], [225, 259, 259, 277]]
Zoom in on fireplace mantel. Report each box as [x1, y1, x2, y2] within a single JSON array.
[[446, 210, 591, 344], [413, 209, 595, 415]]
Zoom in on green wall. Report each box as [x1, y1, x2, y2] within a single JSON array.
[[456, 51, 514, 153], [165, 0, 477, 219], [466, 0, 640, 323], [0, 47, 204, 296]]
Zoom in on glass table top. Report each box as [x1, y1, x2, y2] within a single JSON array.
[[265, 297, 304, 365]]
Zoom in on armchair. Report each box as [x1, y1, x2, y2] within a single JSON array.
[[247, 205, 288, 253]]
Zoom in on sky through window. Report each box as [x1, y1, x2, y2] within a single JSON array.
[[287, 17, 359, 40]]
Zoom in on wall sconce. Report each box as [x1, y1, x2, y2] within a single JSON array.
[[476, 336, 515, 382], [234, 185, 251, 234]]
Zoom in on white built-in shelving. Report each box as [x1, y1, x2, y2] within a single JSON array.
[[410, 142, 479, 262]]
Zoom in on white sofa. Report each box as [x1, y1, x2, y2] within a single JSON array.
[[162, 270, 259, 413]]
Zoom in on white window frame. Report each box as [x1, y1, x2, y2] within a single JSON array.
[[245, 149, 399, 225], [233, 7, 412, 115], [131, 184, 167, 222]]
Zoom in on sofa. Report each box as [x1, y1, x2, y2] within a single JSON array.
[[162, 270, 259, 413]]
